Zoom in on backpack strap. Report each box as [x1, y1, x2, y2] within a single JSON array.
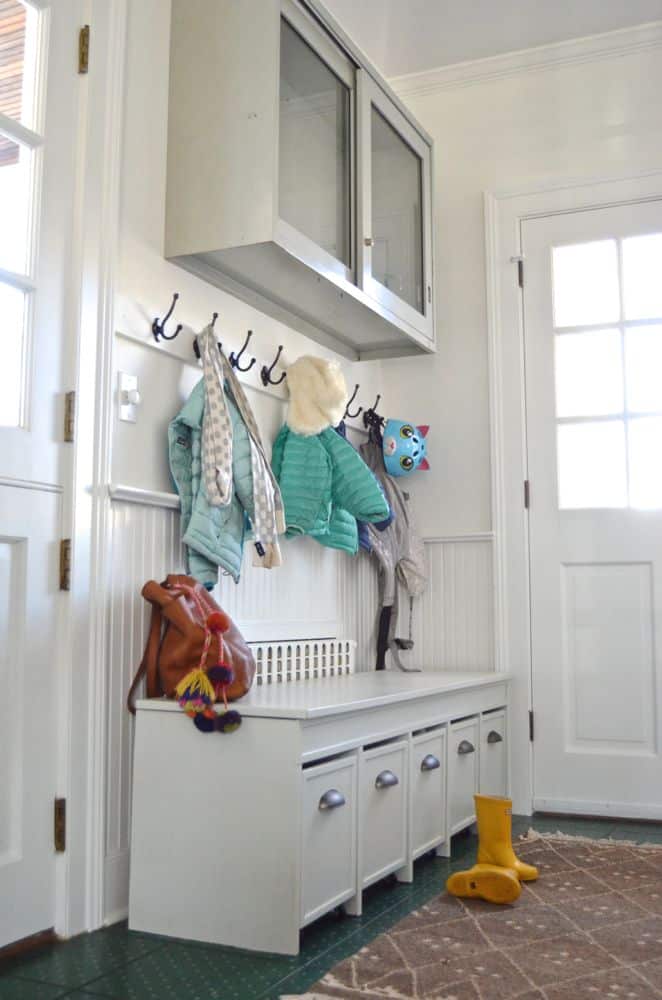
[[127, 600, 164, 714]]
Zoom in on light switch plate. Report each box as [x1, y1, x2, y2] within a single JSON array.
[[118, 371, 140, 423]]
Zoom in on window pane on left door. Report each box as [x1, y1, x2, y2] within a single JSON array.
[[622, 233, 662, 321], [557, 421, 627, 509], [555, 329, 623, 418], [0, 281, 26, 426], [0, 137, 31, 273], [552, 240, 620, 328], [625, 325, 662, 414]]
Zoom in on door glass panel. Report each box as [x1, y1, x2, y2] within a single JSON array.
[[555, 329, 623, 418], [0, 0, 39, 129], [557, 421, 627, 509], [628, 417, 662, 508], [622, 233, 662, 321], [625, 325, 662, 413], [279, 18, 351, 268], [552, 240, 619, 327], [0, 138, 32, 273], [371, 106, 423, 313], [0, 281, 26, 426]]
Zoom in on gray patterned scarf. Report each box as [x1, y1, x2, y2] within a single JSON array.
[[197, 325, 284, 569]]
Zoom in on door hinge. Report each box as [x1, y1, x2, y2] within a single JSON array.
[[510, 254, 524, 288], [64, 391, 75, 443], [524, 479, 530, 509], [78, 25, 90, 74], [54, 798, 66, 853], [529, 710, 535, 742], [427, 284, 432, 304], [59, 539, 72, 592]]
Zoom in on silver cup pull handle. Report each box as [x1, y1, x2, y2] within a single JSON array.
[[457, 739, 475, 755], [487, 730, 503, 744], [420, 754, 441, 772], [375, 769, 399, 789], [318, 789, 345, 811]]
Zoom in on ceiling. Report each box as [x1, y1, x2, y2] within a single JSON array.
[[322, 0, 662, 78]]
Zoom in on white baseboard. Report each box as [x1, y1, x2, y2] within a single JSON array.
[[534, 798, 662, 822]]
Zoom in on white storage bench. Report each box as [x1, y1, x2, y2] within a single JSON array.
[[129, 670, 510, 955]]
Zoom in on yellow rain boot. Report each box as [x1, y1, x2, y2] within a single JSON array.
[[475, 794, 539, 882], [446, 864, 521, 904]]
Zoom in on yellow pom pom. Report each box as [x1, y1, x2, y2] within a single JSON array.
[[175, 667, 215, 703]]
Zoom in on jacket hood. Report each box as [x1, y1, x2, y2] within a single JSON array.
[[286, 356, 348, 436]]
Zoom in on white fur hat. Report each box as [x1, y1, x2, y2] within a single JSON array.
[[286, 355, 348, 436]]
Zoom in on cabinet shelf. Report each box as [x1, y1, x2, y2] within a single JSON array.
[[166, 0, 436, 361]]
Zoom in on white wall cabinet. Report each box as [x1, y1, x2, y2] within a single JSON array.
[[166, 0, 435, 360], [130, 672, 509, 955]]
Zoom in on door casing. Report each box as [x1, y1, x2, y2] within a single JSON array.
[[484, 170, 662, 816]]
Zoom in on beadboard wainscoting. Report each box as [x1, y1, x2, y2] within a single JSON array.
[[103, 491, 495, 921]]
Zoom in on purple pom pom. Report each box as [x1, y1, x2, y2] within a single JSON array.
[[193, 714, 215, 733], [215, 710, 242, 734], [208, 665, 234, 685]]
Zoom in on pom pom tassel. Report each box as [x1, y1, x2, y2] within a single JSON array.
[[175, 667, 215, 706]]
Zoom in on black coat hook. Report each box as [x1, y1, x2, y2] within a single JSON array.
[[210, 312, 219, 328], [260, 345, 286, 387], [369, 394, 381, 413], [344, 384, 362, 420], [152, 292, 183, 342], [230, 330, 256, 372], [193, 328, 223, 361]]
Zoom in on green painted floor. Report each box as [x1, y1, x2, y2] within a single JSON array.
[[2, 815, 662, 1000]]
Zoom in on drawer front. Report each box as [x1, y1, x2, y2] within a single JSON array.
[[480, 710, 508, 797], [411, 729, 446, 858], [301, 756, 357, 925], [449, 717, 479, 833], [361, 741, 408, 887]]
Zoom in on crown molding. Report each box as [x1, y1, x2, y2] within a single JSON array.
[[391, 20, 662, 100]]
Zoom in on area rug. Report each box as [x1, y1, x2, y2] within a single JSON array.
[[283, 832, 662, 999]]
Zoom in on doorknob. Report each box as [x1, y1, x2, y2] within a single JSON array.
[[364, 237, 375, 247]]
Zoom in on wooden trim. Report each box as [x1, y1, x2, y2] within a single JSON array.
[[0, 927, 56, 963]]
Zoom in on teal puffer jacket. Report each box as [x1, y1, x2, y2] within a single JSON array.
[[169, 380, 254, 586], [271, 425, 389, 554]]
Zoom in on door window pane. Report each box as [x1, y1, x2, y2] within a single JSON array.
[[371, 106, 423, 313], [0, 0, 39, 129], [0, 138, 31, 273], [557, 421, 627, 509], [625, 325, 662, 413], [0, 281, 26, 426], [555, 329, 623, 418], [552, 240, 619, 328], [279, 18, 351, 267], [628, 417, 662, 508], [622, 233, 662, 321]]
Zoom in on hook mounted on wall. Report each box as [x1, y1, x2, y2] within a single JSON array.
[[152, 292, 182, 342], [193, 312, 222, 360], [229, 330, 256, 372], [344, 384, 362, 420], [260, 345, 287, 387]]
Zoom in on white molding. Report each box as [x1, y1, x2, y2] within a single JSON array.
[[391, 21, 662, 99], [0, 475, 62, 494], [108, 484, 180, 509], [0, 110, 44, 148], [484, 170, 662, 818], [534, 799, 662, 821], [423, 533, 494, 545]]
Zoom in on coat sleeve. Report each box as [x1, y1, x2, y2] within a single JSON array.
[[324, 430, 391, 522]]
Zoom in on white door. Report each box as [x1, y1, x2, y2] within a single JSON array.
[[523, 200, 662, 819], [0, 0, 82, 945]]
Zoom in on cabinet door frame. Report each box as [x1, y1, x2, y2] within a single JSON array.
[[275, 0, 356, 285], [358, 70, 434, 342]]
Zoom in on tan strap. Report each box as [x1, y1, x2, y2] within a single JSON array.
[[126, 601, 164, 714]]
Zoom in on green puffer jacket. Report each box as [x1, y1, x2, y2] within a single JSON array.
[[169, 380, 254, 586], [271, 425, 389, 554]]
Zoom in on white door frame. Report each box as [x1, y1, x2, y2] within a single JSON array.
[[484, 169, 662, 816], [54, 0, 126, 938]]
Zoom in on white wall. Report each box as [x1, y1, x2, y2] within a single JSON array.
[[388, 39, 662, 539]]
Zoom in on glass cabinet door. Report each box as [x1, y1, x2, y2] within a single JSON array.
[[359, 73, 433, 341], [277, 3, 354, 282]]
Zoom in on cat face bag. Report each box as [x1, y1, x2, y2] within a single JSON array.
[[382, 419, 429, 477]]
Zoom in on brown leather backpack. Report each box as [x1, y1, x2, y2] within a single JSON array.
[[127, 574, 255, 714]]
